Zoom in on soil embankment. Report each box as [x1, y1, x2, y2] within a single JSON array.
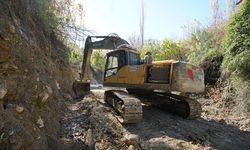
[[0, 1, 74, 149]]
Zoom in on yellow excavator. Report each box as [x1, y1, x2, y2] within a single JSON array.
[[73, 34, 205, 123]]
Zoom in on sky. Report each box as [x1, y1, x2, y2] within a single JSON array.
[[82, 0, 227, 41]]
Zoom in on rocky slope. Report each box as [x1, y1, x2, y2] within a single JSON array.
[[0, 0, 74, 149]]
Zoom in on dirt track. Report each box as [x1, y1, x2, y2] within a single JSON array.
[[125, 106, 250, 149], [60, 89, 250, 150]]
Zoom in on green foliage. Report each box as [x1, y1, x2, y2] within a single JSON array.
[[34, 0, 59, 35], [69, 43, 83, 65], [69, 46, 106, 73], [222, 0, 250, 83], [91, 51, 105, 72], [187, 29, 213, 64], [140, 39, 162, 60], [185, 25, 225, 65], [34, 0, 84, 64], [140, 39, 184, 61], [161, 39, 183, 60]]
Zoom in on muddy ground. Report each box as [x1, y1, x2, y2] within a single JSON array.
[[59, 89, 250, 150]]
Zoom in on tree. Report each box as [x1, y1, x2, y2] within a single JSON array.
[[181, 19, 226, 65], [210, 0, 219, 25], [128, 33, 142, 49], [68, 43, 83, 65], [161, 39, 183, 60], [139, 0, 145, 48], [186, 29, 215, 64], [140, 39, 185, 61], [226, 0, 237, 18], [35, 0, 87, 45], [140, 39, 162, 60]]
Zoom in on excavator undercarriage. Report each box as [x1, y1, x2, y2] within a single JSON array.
[[105, 89, 201, 124]]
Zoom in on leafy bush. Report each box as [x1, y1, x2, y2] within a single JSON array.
[[140, 39, 163, 60], [161, 39, 184, 60], [222, 0, 250, 84], [34, 0, 84, 64], [91, 51, 105, 72], [68, 43, 83, 65], [185, 25, 225, 65], [140, 39, 185, 61]]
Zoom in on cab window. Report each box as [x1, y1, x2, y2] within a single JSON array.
[[105, 51, 126, 77], [107, 55, 118, 69], [128, 52, 140, 65]]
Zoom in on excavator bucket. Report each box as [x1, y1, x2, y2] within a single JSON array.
[[72, 80, 90, 98]]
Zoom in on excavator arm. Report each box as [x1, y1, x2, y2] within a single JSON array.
[[73, 34, 129, 97], [80, 34, 129, 82]]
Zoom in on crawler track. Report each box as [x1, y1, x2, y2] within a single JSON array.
[[105, 89, 201, 124], [104, 90, 142, 124], [128, 89, 202, 119], [154, 92, 202, 118]]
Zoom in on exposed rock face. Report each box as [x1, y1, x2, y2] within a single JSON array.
[[0, 0, 74, 149]]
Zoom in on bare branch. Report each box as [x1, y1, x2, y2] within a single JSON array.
[[210, 0, 219, 25]]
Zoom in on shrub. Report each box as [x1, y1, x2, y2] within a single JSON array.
[[34, 0, 59, 36], [91, 51, 105, 72], [140, 39, 185, 61], [68, 43, 83, 65], [222, 0, 250, 84]]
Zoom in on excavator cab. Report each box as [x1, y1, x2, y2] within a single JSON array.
[[104, 49, 141, 79], [103, 48, 146, 86]]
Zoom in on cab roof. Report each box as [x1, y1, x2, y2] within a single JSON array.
[[107, 48, 139, 55]]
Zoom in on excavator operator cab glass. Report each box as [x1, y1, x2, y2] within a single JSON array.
[[128, 52, 140, 65], [105, 50, 126, 77]]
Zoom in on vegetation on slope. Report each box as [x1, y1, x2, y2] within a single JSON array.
[[222, 0, 250, 85]]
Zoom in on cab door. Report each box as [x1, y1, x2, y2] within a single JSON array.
[[104, 50, 127, 83]]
